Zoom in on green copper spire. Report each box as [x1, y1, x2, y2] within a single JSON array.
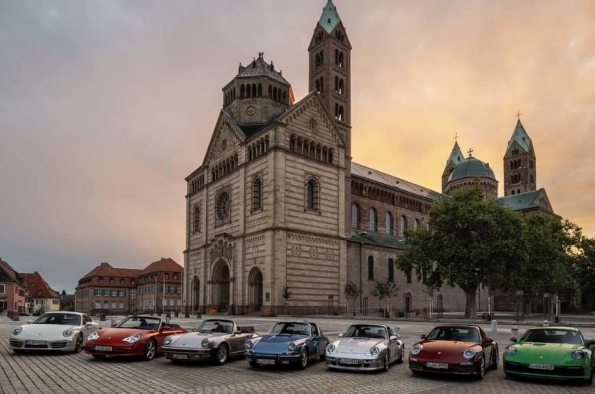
[[508, 119, 533, 152], [319, 0, 341, 34], [447, 141, 464, 165]]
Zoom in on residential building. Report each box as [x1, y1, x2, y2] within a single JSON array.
[[22, 272, 60, 314], [136, 258, 183, 314], [0, 258, 27, 313]]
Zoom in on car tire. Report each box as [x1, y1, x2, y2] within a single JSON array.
[[297, 348, 309, 370], [91, 354, 105, 359], [143, 339, 157, 361], [319, 343, 328, 361], [396, 345, 404, 363], [476, 356, 485, 380], [586, 369, 593, 385], [213, 343, 229, 365], [72, 334, 83, 354], [382, 351, 390, 372], [249, 361, 259, 368]]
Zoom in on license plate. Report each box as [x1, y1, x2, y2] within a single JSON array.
[[26, 340, 46, 346], [425, 362, 449, 369], [172, 354, 188, 360], [529, 363, 554, 370], [339, 358, 360, 364], [256, 359, 275, 365], [94, 346, 112, 352]]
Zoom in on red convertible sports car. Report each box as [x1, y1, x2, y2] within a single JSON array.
[[84, 315, 185, 360], [409, 324, 499, 379]]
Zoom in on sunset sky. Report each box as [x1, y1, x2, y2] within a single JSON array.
[[1, 0, 594, 293]]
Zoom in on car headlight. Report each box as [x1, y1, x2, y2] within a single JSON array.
[[463, 348, 476, 359], [370, 347, 380, 357], [201, 338, 210, 348], [13, 327, 23, 336], [87, 331, 99, 341], [571, 350, 585, 360], [164, 336, 172, 346], [411, 344, 422, 355], [122, 333, 141, 343], [62, 329, 74, 337], [506, 346, 517, 356], [287, 342, 297, 352], [326, 344, 336, 353], [245, 340, 253, 350]]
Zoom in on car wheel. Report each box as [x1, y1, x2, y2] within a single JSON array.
[[143, 339, 156, 361], [586, 369, 593, 385], [91, 354, 105, 359], [382, 351, 390, 372], [319, 343, 328, 361], [249, 361, 259, 368], [73, 334, 83, 353], [297, 348, 309, 370], [476, 356, 485, 380], [396, 345, 404, 364], [213, 343, 229, 365]]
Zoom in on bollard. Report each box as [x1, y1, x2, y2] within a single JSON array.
[[510, 326, 519, 341], [394, 326, 401, 335], [490, 319, 498, 333], [542, 320, 549, 327], [110, 318, 116, 328]]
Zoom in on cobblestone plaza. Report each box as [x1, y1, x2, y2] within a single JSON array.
[[1, 317, 593, 394]]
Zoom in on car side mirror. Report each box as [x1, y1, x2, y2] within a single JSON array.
[[389, 335, 398, 341], [510, 337, 518, 343], [420, 334, 427, 340], [85, 322, 93, 328], [338, 332, 344, 338], [483, 337, 494, 344]]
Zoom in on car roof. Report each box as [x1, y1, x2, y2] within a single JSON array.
[[527, 326, 580, 331], [204, 319, 234, 323], [433, 325, 479, 329]]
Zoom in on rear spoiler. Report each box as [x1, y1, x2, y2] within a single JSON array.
[[237, 325, 255, 333]]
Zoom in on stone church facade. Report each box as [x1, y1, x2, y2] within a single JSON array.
[[183, 1, 554, 316]]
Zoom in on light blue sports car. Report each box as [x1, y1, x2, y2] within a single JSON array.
[[244, 321, 328, 369]]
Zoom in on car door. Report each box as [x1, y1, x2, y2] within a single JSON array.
[[387, 327, 398, 362], [310, 324, 325, 357], [478, 327, 492, 364], [81, 315, 94, 338]]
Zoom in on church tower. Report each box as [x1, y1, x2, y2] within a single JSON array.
[[442, 141, 464, 193], [503, 119, 536, 196], [309, 0, 353, 235]]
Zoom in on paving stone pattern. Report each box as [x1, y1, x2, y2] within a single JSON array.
[[0, 317, 593, 394]]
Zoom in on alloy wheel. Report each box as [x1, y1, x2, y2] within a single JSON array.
[[74, 334, 83, 353], [383, 352, 390, 372], [217, 344, 228, 365], [299, 349, 309, 370], [145, 340, 156, 360], [477, 356, 485, 380]]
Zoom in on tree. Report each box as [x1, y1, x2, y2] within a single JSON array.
[[398, 184, 525, 318], [61, 290, 67, 296], [569, 233, 595, 312], [344, 280, 362, 316], [372, 280, 399, 317], [282, 286, 292, 315]]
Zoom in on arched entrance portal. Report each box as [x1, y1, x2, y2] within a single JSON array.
[[192, 276, 200, 315], [212, 261, 230, 312], [248, 268, 264, 312]]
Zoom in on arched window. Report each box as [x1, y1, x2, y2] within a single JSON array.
[[338, 52, 344, 67], [338, 105, 344, 121], [399, 215, 407, 237], [367, 256, 374, 280], [258, 84, 262, 97], [351, 203, 360, 228], [252, 177, 262, 212], [306, 178, 319, 211], [251, 84, 256, 97], [338, 79, 344, 94], [414, 219, 420, 230], [334, 76, 339, 92], [388, 258, 394, 282], [193, 204, 201, 233], [369, 208, 377, 232], [268, 85, 272, 98], [385, 212, 393, 235], [315, 79, 321, 92], [240, 85, 245, 98]]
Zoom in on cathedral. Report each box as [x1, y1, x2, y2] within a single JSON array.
[[183, 0, 555, 316]]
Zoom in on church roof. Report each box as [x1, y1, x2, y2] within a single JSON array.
[[349, 230, 407, 250], [496, 188, 557, 217], [447, 141, 464, 165], [351, 162, 445, 201], [448, 156, 496, 182], [318, 0, 341, 34], [507, 119, 533, 152], [237, 54, 290, 85]]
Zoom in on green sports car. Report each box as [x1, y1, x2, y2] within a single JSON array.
[[503, 326, 594, 383]]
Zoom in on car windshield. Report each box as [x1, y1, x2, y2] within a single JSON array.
[[269, 322, 311, 336], [344, 325, 387, 339], [114, 316, 161, 330], [427, 327, 480, 343], [33, 313, 81, 326], [521, 329, 584, 345], [194, 320, 234, 334]]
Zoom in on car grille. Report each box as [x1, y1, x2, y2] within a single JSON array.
[[50, 341, 68, 349], [455, 364, 474, 374], [24, 343, 49, 349], [10, 340, 23, 348], [409, 360, 421, 369], [504, 362, 584, 377]]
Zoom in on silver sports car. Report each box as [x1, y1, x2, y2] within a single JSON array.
[[163, 319, 257, 365], [326, 324, 404, 372], [9, 312, 100, 353]]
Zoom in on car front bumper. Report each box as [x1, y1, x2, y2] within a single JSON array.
[[10, 337, 78, 352], [504, 361, 590, 380], [326, 355, 384, 371], [409, 357, 481, 375], [245, 351, 302, 365], [164, 347, 213, 361], [84, 342, 144, 357]]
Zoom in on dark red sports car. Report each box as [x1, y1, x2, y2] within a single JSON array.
[[408, 324, 498, 379], [84, 315, 185, 360]]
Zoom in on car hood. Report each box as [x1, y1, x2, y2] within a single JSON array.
[[166, 332, 225, 348], [416, 340, 480, 359], [252, 334, 306, 353], [335, 337, 386, 354], [93, 328, 153, 341], [15, 324, 80, 339], [509, 342, 582, 364]]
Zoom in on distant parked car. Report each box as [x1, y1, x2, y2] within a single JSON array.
[[84, 315, 185, 360], [503, 326, 594, 383], [10, 312, 100, 353], [163, 319, 258, 365], [409, 324, 498, 379], [245, 321, 328, 369], [325, 324, 404, 372]]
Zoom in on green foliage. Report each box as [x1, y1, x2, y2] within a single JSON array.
[[344, 280, 361, 302], [372, 280, 399, 300], [282, 286, 292, 301]]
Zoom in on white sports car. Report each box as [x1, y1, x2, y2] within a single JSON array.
[[10, 312, 100, 353]]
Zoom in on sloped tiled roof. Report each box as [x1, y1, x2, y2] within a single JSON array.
[[497, 189, 544, 211], [351, 162, 445, 201], [237, 55, 289, 85], [140, 258, 182, 275], [349, 230, 407, 250], [0, 258, 24, 284], [22, 272, 60, 299], [80, 262, 142, 280]]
